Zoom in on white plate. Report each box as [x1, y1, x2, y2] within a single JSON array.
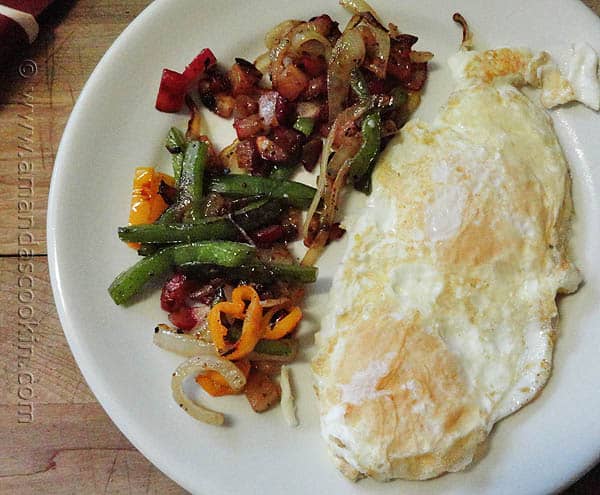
[[48, 1, 600, 494]]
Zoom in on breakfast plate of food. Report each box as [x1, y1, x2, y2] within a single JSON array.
[[48, 0, 600, 493]]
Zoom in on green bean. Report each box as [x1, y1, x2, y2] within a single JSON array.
[[391, 87, 408, 109], [108, 241, 255, 305], [179, 261, 318, 284], [165, 127, 186, 183], [227, 325, 299, 360], [252, 338, 299, 360], [208, 175, 316, 209], [137, 244, 160, 256], [109, 251, 173, 306], [179, 141, 208, 222], [293, 117, 315, 137], [172, 153, 184, 184], [269, 165, 296, 181], [118, 199, 284, 244], [121, 219, 237, 244], [156, 203, 181, 224], [170, 241, 254, 267], [165, 127, 186, 154], [350, 68, 370, 103], [232, 198, 284, 231]]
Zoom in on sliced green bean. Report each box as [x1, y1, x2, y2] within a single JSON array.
[[121, 219, 237, 244], [180, 261, 318, 284], [179, 141, 208, 222], [293, 117, 315, 137], [156, 203, 181, 224], [108, 241, 255, 305], [165, 127, 186, 183], [109, 251, 173, 306], [252, 338, 299, 360], [170, 241, 254, 267], [137, 244, 160, 256], [232, 198, 284, 231], [208, 175, 316, 209], [269, 165, 296, 181], [350, 68, 370, 103], [348, 110, 381, 191], [165, 127, 186, 154], [391, 87, 408, 108], [172, 153, 184, 184], [118, 199, 284, 244], [227, 325, 299, 359]]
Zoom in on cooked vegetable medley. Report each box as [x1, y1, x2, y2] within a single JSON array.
[[108, 0, 430, 425]]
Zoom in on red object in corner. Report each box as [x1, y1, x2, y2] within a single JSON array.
[[0, 0, 56, 64]]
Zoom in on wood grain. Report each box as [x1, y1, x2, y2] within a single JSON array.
[[0, 0, 599, 493], [0, 256, 186, 494]]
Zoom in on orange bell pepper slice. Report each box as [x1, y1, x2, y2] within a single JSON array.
[[207, 298, 245, 351], [196, 359, 251, 397], [127, 167, 174, 249], [262, 305, 302, 340], [208, 285, 265, 361]]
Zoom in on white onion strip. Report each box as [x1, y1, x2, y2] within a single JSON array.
[[302, 102, 367, 242], [289, 27, 332, 60], [171, 354, 247, 425], [327, 27, 366, 123], [260, 297, 291, 309], [153, 325, 215, 357], [302, 123, 336, 239], [358, 20, 390, 79], [280, 365, 298, 427]]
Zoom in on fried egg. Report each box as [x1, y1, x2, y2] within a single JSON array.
[[312, 48, 581, 481]]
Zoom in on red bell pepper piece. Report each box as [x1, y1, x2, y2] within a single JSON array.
[[155, 68, 187, 113], [182, 48, 217, 87], [156, 48, 217, 113]]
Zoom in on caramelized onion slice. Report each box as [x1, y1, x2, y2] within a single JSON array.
[[288, 24, 332, 59], [340, 0, 383, 25], [357, 19, 390, 79], [254, 52, 271, 74], [302, 121, 335, 239], [265, 19, 302, 50], [171, 353, 247, 425], [327, 27, 366, 123], [453, 12, 473, 50]]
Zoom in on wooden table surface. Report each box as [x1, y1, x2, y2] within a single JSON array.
[[0, 1, 599, 493]]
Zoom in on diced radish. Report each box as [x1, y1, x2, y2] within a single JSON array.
[[161, 273, 192, 312], [233, 114, 265, 139], [168, 306, 198, 331]]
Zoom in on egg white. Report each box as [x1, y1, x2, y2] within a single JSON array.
[[312, 49, 581, 481]]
